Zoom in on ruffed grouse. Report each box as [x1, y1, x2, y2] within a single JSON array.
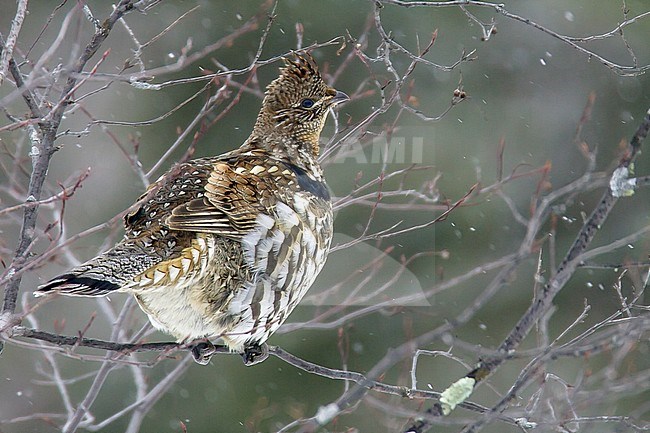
[[36, 54, 348, 365]]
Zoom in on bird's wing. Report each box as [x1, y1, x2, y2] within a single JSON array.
[[165, 156, 283, 239]]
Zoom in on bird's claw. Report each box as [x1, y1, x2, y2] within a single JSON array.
[[191, 341, 217, 365], [242, 343, 268, 366]]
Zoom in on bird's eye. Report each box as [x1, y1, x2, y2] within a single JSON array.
[[300, 98, 315, 108]]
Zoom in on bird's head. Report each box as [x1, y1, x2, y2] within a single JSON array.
[[253, 53, 349, 156]]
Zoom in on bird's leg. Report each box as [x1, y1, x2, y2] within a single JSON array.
[[191, 340, 217, 365], [242, 342, 269, 366]]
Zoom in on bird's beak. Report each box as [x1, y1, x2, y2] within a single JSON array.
[[330, 90, 350, 105]]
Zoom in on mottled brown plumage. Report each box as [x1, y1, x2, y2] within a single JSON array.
[[36, 54, 349, 365]]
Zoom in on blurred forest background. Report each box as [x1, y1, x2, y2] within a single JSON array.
[[1, 1, 649, 432]]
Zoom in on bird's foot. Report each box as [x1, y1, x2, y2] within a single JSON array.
[[242, 343, 268, 366], [191, 340, 217, 365]]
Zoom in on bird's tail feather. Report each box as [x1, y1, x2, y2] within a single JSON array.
[[36, 274, 121, 297], [35, 243, 158, 297]]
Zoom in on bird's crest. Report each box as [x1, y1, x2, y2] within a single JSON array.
[[264, 52, 323, 99], [280, 52, 319, 79]]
